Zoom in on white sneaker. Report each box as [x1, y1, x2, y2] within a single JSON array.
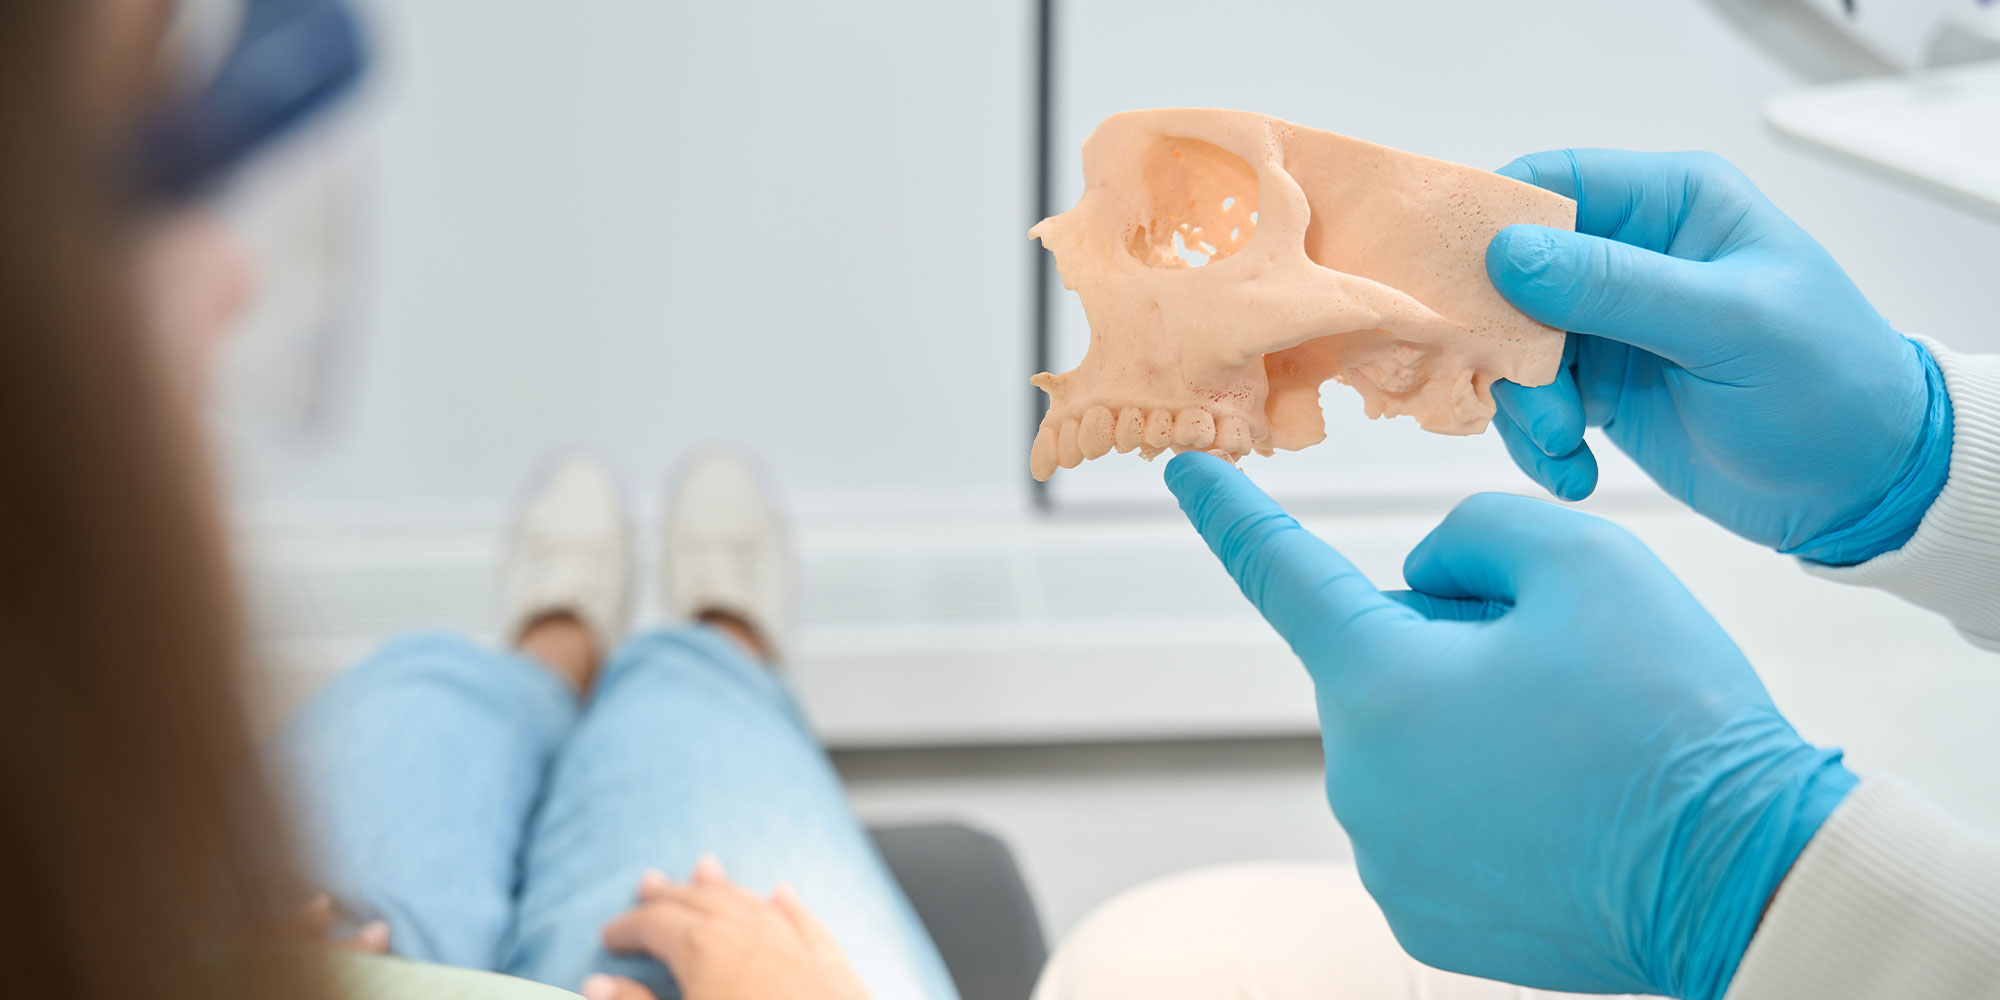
[[499, 457, 633, 654], [660, 451, 796, 663]]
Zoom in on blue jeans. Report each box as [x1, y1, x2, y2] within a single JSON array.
[[277, 626, 958, 1000]]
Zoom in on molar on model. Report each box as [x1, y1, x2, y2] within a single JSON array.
[[1027, 108, 1578, 481]]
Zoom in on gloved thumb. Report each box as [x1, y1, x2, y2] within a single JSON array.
[[1166, 452, 1410, 651], [1401, 492, 1611, 604], [1487, 224, 1729, 369]]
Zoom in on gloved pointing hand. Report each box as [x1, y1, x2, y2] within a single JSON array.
[[1485, 149, 1951, 565], [1167, 451, 1856, 1000]]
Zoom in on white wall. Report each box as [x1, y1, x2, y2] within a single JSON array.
[[229, 1, 2000, 845], [228, 0, 1038, 523], [224, 1, 2000, 520]]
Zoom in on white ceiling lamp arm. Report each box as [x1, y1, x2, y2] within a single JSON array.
[[1696, 0, 1897, 83]]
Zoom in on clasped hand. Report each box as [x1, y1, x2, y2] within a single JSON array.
[[579, 855, 871, 1000]]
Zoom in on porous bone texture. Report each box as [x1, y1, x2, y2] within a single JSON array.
[[1028, 108, 1575, 481]]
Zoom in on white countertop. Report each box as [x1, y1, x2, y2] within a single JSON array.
[[1768, 60, 2000, 222]]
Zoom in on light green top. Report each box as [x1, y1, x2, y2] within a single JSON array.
[[329, 952, 580, 999]]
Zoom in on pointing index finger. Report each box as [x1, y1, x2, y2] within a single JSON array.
[[1165, 453, 1415, 651]]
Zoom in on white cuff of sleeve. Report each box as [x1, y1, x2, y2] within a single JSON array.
[[1724, 779, 2000, 1000], [1804, 339, 2000, 651]]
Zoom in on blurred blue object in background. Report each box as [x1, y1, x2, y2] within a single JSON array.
[[132, 0, 368, 203]]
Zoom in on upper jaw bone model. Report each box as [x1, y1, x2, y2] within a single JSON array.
[[1028, 108, 1576, 481]]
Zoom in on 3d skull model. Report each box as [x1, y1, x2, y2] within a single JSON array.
[[1028, 109, 1576, 481]]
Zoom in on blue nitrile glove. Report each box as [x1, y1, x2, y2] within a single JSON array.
[[1166, 451, 1857, 1000], [1485, 149, 1951, 565]]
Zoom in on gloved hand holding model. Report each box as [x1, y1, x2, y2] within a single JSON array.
[[1484, 150, 1953, 565], [1166, 453, 1857, 1000]]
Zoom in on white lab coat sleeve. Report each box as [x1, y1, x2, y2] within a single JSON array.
[[1724, 779, 2000, 1000], [1803, 338, 2000, 650]]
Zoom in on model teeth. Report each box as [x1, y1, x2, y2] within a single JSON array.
[[1031, 423, 1058, 481], [1114, 407, 1145, 453], [1216, 415, 1253, 455], [1174, 407, 1216, 449], [1030, 402, 1260, 480], [1079, 406, 1116, 459], [1057, 418, 1084, 469]]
